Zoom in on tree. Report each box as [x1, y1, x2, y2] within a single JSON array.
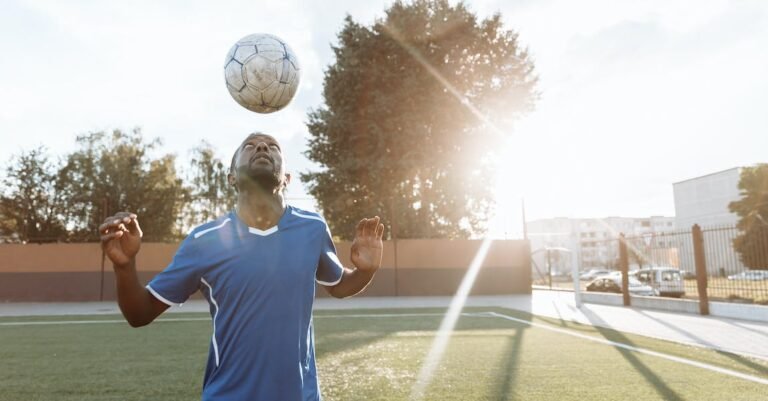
[[730, 164, 768, 269], [181, 141, 236, 230], [59, 128, 188, 242], [628, 246, 648, 269], [0, 147, 67, 242], [303, 0, 537, 240]]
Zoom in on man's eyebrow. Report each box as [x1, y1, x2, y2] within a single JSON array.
[[242, 137, 281, 148]]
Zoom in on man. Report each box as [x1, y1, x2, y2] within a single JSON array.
[[99, 132, 384, 400]]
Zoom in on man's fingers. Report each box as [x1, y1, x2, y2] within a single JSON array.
[[375, 223, 384, 239], [100, 231, 123, 243], [100, 212, 139, 235], [356, 219, 366, 238], [368, 216, 380, 237], [126, 218, 143, 238], [114, 211, 134, 220], [99, 219, 124, 234]]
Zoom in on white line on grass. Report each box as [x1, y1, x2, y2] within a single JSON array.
[[0, 317, 212, 326], [0, 312, 458, 326], [485, 311, 768, 386]]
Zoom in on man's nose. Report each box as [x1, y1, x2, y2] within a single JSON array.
[[256, 142, 269, 152]]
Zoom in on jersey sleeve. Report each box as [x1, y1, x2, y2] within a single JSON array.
[[146, 235, 203, 306], [316, 226, 344, 286]]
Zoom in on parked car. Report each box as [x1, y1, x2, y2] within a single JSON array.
[[586, 274, 655, 296], [549, 271, 573, 282], [634, 267, 685, 298], [579, 269, 611, 281], [727, 270, 768, 281]]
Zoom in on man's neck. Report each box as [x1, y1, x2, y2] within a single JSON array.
[[235, 185, 286, 230]]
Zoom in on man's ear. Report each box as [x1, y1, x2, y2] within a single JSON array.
[[228, 172, 238, 192], [284, 172, 292, 186]]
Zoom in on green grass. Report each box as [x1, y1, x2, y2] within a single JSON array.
[[1, 308, 767, 400]]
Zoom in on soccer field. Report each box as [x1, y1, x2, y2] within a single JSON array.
[[1, 308, 766, 401]]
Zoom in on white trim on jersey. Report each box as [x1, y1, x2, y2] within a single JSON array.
[[291, 210, 325, 223], [146, 284, 179, 307], [200, 277, 221, 367], [248, 226, 278, 236], [193, 218, 232, 239], [316, 273, 344, 286], [316, 251, 345, 286]]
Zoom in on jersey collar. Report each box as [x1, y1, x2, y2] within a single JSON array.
[[231, 206, 290, 237]]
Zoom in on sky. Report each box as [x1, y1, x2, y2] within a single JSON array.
[[1, 0, 767, 238]]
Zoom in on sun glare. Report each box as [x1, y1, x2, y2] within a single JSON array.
[[409, 238, 494, 400]]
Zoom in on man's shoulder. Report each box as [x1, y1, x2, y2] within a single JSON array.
[[188, 213, 234, 240], [286, 206, 328, 229]]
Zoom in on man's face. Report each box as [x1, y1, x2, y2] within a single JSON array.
[[229, 133, 289, 191]]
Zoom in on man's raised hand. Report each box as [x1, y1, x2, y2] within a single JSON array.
[[99, 212, 143, 267], [350, 216, 385, 272]]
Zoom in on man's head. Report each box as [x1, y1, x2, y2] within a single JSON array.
[[228, 132, 290, 193]]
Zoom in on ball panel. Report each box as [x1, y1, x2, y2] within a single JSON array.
[[278, 78, 298, 108], [242, 56, 278, 90], [224, 60, 246, 92], [262, 81, 278, 106], [279, 59, 294, 84], [234, 45, 257, 64], [224, 44, 237, 66], [236, 86, 262, 110], [235, 34, 266, 45]]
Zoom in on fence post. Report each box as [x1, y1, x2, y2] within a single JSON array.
[[692, 224, 710, 315], [619, 233, 630, 307]]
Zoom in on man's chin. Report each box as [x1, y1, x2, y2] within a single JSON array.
[[244, 171, 280, 190]]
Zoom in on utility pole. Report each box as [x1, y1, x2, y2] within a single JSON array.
[[99, 196, 108, 302], [390, 198, 399, 297], [522, 198, 528, 240]]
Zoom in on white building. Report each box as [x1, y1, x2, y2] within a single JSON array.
[[526, 216, 676, 274], [673, 167, 742, 229], [673, 167, 745, 275]]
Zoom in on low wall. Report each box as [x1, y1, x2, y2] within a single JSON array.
[[581, 291, 768, 323], [710, 301, 768, 322], [0, 240, 531, 302]]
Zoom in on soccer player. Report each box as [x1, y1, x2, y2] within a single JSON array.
[[99, 132, 384, 400]]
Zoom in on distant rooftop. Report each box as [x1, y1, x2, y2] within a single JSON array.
[[672, 167, 741, 185]]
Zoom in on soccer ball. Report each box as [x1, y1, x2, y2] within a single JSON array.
[[224, 33, 301, 114]]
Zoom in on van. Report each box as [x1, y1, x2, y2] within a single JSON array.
[[634, 267, 685, 298]]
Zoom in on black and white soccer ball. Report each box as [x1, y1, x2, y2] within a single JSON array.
[[224, 33, 300, 114]]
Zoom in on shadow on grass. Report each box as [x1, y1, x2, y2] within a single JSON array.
[[313, 319, 399, 359], [634, 310, 768, 377], [492, 325, 528, 401], [313, 308, 519, 359], [580, 306, 685, 401]]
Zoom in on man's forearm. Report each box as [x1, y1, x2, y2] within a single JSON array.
[[327, 267, 376, 298], [114, 259, 164, 327]]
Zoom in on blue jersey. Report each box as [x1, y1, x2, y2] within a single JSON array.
[[146, 206, 344, 401]]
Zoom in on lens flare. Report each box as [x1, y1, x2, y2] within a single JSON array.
[[409, 238, 493, 400]]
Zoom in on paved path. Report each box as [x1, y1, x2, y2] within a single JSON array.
[[2, 290, 767, 361]]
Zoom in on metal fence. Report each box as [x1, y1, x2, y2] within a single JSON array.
[[534, 224, 768, 307]]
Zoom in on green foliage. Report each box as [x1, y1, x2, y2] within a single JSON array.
[[59, 128, 188, 242], [303, 0, 538, 240], [0, 147, 67, 242], [181, 141, 236, 230], [0, 132, 239, 242], [730, 164, 768, 269]]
